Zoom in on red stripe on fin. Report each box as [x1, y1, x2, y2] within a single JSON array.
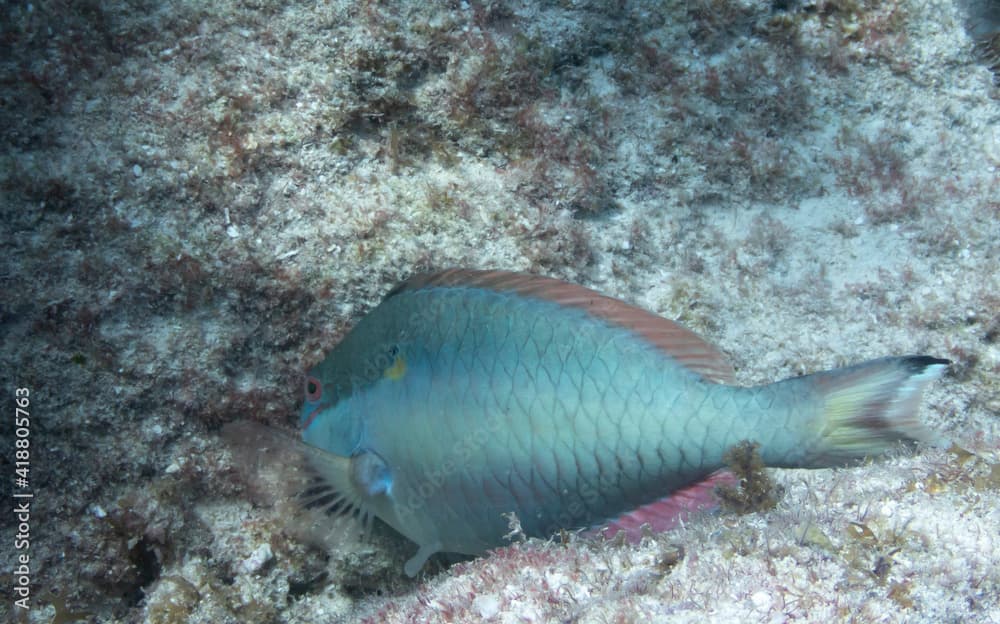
[[589, 470, 736, 543], [389, 269, 735, 384]]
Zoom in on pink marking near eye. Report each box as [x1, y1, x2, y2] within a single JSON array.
[[305, 376, 322, 401], [302, 403, 327, 430]]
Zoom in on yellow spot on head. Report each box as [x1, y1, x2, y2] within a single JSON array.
[[384, 354, 406, 381]]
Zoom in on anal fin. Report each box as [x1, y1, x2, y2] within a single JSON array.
[[592, 471, 737, 543]]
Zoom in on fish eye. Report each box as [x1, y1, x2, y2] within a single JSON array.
[[305, 376, 322, 401]]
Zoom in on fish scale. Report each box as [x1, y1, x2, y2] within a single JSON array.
[[300, 269, 948, 576]]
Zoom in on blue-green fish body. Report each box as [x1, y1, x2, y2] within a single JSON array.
[[300, 270, 946, 575]]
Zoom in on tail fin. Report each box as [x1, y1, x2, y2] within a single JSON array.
[[800, 356, 949, 467]]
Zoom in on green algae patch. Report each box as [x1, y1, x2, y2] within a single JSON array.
[[717, 440, 782, 514]]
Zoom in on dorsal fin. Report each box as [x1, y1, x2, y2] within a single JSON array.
[[387, 269, 735, 384]]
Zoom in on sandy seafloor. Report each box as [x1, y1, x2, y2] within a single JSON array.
[[2, 0, 999, 622]]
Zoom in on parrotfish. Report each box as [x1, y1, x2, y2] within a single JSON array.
[[300, 269, 947, 576]]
